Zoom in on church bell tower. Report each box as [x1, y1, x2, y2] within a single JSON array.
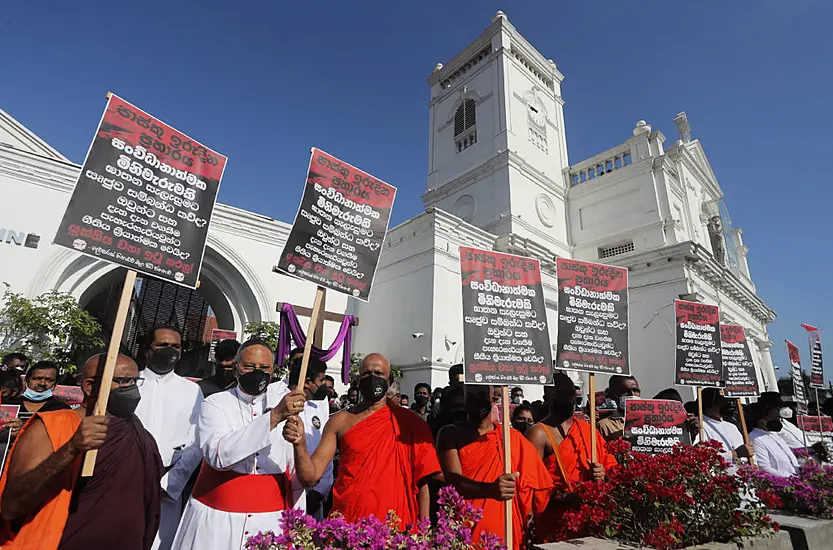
[[423, 11, 570, 259]]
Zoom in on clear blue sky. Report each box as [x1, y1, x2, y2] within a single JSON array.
[[2, 1, 830, 385]]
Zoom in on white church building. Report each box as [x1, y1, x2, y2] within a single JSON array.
[[0, 11, 776, 399]]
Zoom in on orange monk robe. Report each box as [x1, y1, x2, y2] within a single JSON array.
[[458, 424, 554, 550], [332, 402, 441, 526], [541, 417, 617, 491], [535, 417, 617, 543], [0, 410, 82, 550]]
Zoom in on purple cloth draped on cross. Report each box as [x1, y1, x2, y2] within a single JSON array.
[[277, 303, 358, 384]]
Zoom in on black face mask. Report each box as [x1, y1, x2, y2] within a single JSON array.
[[313, 384, 332, 401], [214, 366, 236, 389], [414, 395, 429, 408], [549, 397, 575, 420], [108, 385, 141, 418], [767, 419, 783, 432], [512, 420, 531, 435], [238, 370, 270, 396], [358, 375, 388, 403], [465, 395, 492, 423], [147, 347, 179, 375]]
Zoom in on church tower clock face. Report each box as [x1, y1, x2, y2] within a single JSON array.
[[528, 96, 546, 127]]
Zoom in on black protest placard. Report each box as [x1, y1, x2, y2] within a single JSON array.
[[624, 399, 691, 455], [803, 325, 825, 388], [555, 258, 629, 375], [720, 324, 760, 398], [787, 340, 809, 414], [798, 416, 833, 446], [674, 300, 722, 387], [53, 94, 226, 288], [276, 148, 396, 301], [459, 247, 552, 385]]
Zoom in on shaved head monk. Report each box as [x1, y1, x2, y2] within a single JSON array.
[[525, 373, 617, 543], [0, 353, 163, 550], [283, 353, 441, 526], [437, 385, 553, 549]]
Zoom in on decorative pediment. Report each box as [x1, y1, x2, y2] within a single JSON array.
[[0, 108, 68, 162]]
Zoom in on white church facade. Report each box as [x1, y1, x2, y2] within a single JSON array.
[[0, 11, 776, 399]]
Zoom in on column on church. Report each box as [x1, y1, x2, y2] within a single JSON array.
[[754, 338, 778, 392]]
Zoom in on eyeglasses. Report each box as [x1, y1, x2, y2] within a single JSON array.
[[515, 418, 535, 425], [112, 377, 144, 387]]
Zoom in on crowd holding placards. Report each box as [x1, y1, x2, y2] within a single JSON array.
[[0, 343, 831, 550]]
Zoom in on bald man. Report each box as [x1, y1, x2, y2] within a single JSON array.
[[171, 339, 305, 550], [284, 353, 441, 526], [0, 354, 162, 550]]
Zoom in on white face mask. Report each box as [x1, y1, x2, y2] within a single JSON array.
[[780, 407, 793, 420]]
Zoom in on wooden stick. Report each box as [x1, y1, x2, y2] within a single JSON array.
[[737, 398, 755, 467], [81, 269, 137, 477], [589, 374, 597, 463], [501, 385, 513, 550], [697, 387, 705, 444], [296, 286, 326, 390], [816, 388, 822, 422]]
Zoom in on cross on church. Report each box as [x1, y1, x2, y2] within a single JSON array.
[[277, 292, 359, 347]]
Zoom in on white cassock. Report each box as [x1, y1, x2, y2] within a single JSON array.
[[777, 419, 806, 449], [270, 381, 333, 520], [171, 385, 293, 550], [750, 428, 799, 477], [696, 416, 744, 463], [136, 369, 203, 550]]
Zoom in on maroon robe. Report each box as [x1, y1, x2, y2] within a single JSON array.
[[58, 415, 163, 550]]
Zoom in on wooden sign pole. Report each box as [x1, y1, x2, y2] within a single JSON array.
[[697, 387, 705, 444], [736, 398, 755, 467], [588, 374, 597, 462], [501, 385, 513, 550], [296, 286, 326, 388], [81, 269, 137, 477]]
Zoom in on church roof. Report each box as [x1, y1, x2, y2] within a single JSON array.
[[0, 108, 69, 162]]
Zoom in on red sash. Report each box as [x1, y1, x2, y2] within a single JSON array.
[[192, 461, 288, 514]]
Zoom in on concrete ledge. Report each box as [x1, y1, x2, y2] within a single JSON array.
[[769, 513, 833, 550], [533, 532, 791, 550]]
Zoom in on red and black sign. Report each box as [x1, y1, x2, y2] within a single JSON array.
[[52, 385, 84, 406], [787, 340, 809, 414], [459, 247, 552, 385], [276, 148, 395, 301], [624, 399, 691, 455], [802, 324, 825, 388], [555, 258, 628, 375], [674, 300, 722, 387], [720, 324, 759, 398], [798, 415, 833, 446], [53, 94, 226, 288], [208, 328, 237, 363]]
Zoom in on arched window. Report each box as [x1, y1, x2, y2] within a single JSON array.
[[454, 99, 476, 136], [453, 99, 477, 153]]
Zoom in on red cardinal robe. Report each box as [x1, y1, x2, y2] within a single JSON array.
[[332, 402, 440, 526], [458, 423, 553, 550]]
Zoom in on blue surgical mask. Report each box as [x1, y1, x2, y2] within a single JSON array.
[[23, 387, 53, 402]]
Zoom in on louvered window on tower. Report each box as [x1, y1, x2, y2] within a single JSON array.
[[598, 241, 635, 259], [454, 99, 477, 153]]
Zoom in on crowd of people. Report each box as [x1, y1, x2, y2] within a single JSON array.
[[0, 333, 830, 550]]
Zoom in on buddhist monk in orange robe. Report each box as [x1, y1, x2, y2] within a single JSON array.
[[525, 373, 617, 543], [284, 353, 441, 526], [437, 386, 553, 549], [0, 354, 162, 550]]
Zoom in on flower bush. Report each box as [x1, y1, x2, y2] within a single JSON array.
[[741, 461, 833, 519], [244, 486, 505, 550], [542, 440, 776, 550]]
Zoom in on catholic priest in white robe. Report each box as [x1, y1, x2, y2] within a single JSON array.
[[135, 326, 204, 550], [695, 388, 752, 466], [171, 339, 307, 550], [747, 399, 799, 478], [271, 355, 334, 520]]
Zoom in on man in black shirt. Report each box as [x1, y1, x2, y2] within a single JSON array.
[[5, 360, 70, 437], [197, 339, 240, 397]]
